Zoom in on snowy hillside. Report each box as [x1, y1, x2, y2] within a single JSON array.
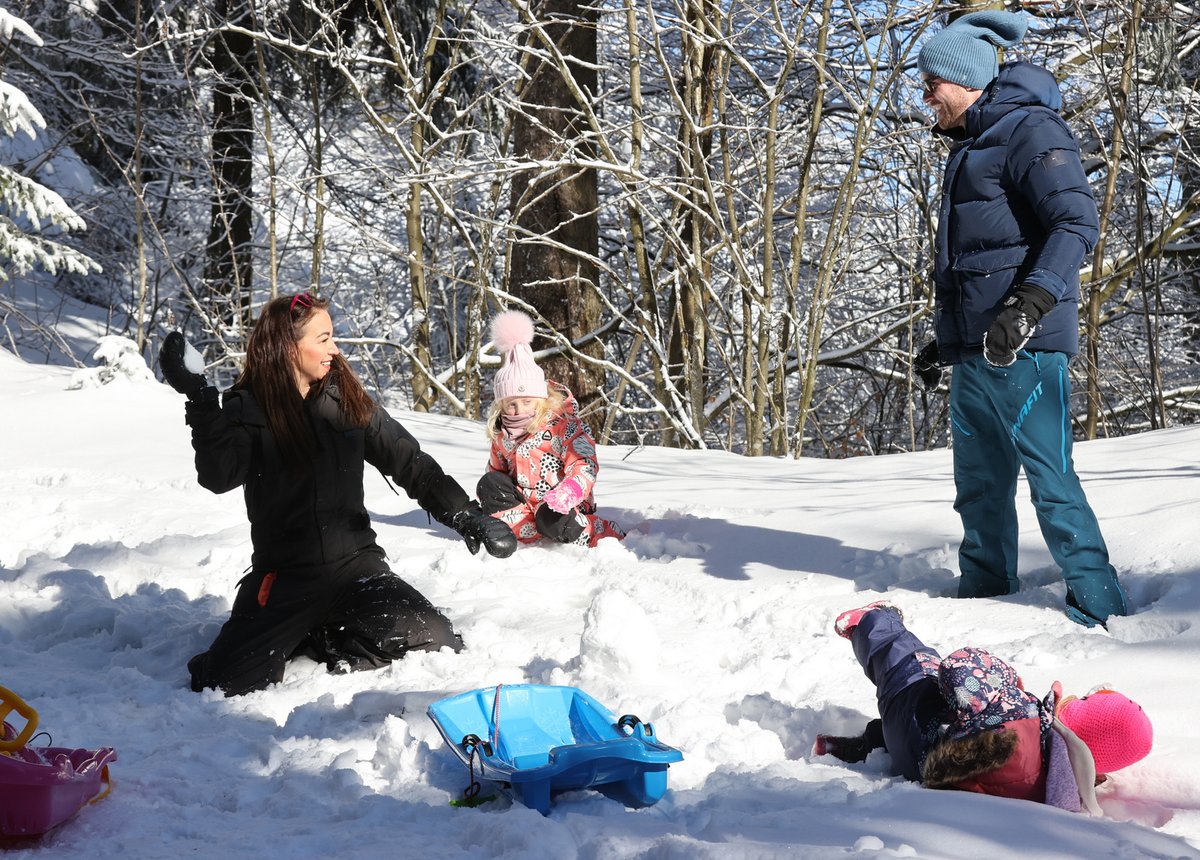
[[1, 346, 1198, 859]]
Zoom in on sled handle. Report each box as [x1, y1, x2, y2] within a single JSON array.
[[0, 684, 39, 752], [617, 714, 654, 738], [461, 733, 494, 757]]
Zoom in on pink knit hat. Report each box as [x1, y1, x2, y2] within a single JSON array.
[[491, 310, 547, 400], [1059, 690, 1153, 773]]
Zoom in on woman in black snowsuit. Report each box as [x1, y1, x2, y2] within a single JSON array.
[[159, 293, 515, 696]]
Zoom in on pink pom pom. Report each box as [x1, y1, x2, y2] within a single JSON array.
[[491, 310, 535, 352]]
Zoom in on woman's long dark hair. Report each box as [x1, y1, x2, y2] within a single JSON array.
[[233, 294, 376, 465]]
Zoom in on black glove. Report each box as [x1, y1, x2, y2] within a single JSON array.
[[812, 718, 885, 763], [983, 284, 1056, 367], [451, 501, 518, 558], [913, 340, 942, 391], [159, 332, 215, 402]]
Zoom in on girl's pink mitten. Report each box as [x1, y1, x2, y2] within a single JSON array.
[[544, 479, 584, 514]]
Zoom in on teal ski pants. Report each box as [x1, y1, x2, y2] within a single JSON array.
[[949, 352, 1127, 626]]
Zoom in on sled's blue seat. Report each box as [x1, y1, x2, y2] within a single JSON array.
[[427, 684, 683, 815]]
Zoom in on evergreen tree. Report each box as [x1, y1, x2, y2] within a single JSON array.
[[0, 7, 98, 281]]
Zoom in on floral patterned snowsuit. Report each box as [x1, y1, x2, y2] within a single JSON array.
[[484, 383, 624, 547]]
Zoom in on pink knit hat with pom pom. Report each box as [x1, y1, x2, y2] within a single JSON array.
[[491, 310, 547, 400], [1059, 690, 1153, 773]]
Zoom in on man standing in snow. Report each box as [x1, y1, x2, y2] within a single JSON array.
[[913, 11, 1127, 627]]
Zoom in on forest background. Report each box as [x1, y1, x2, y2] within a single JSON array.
[[2, 0, 1197, 457]]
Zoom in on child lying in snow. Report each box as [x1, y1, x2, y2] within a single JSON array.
[[812, 603, 1153, 813]]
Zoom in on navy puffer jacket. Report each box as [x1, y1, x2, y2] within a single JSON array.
[[932, 62, 1099, 364]]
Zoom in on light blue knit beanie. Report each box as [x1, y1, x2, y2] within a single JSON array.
[[918, 10, 1028, 90]]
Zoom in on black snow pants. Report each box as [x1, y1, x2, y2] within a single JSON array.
[[188, 547, 462, 696]]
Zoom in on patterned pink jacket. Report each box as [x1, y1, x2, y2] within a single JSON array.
[[486, 382, 623, 546]]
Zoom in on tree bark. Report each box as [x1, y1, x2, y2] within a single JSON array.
[[665, 0, 718, 446], [204, 0, 255, 333], [508, 0, 605, 423]]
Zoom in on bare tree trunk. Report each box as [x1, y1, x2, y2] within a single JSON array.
[[1085, 0, 1141, 438], [781, 0, 833, 456], [509, 0, 605, 422], [665, 0, 718, 446], [204, 0, 255, 333], [132, 0, 148, 352], [371, 0, 438, 411], [309, 56, 325, 294], [406, 124, 434, 412], [251, 6, 278, 298], [611, 0, 669, 443]]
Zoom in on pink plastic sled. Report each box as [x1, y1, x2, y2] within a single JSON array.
[[0, 685, 116, 838]]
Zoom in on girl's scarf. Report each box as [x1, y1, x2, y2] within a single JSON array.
[[501, 411, 536, 440]]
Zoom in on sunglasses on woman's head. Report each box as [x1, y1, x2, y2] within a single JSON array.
[[290, 292, 314, 312]]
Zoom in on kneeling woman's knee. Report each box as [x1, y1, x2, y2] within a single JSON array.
[[416, 610, 464, 653], [351, 574, 464, 656], [477, 472, 524, 514]]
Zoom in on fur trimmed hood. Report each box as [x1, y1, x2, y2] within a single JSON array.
[[924, 726, 1018, 788], [923, 717, 1045, 801]]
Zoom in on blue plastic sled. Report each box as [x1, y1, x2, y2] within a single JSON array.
[[427, 684, 683, 815]]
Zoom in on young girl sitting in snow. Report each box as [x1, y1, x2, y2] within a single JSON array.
[[813, 603, 1153, 814], [476, 310, 625, 548]]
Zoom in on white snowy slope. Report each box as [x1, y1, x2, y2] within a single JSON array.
[[1, 345, 1197, 860]]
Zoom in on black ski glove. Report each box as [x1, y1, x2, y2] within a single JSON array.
[[451, 501, 518, 558], [983, 284, 1057, 367], [913, 340, 942, 392], [159, 331, 217, 404]]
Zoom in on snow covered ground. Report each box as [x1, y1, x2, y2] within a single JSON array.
[[2, 343, 1198, 859]]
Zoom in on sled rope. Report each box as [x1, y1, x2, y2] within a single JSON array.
[[448, 687, 504, 808], [450, 734, 495, 808], [491, 683, 502, 754], [464, 737, 483, 802]]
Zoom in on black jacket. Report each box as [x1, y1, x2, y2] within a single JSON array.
[[187, 386, 469, 571]]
